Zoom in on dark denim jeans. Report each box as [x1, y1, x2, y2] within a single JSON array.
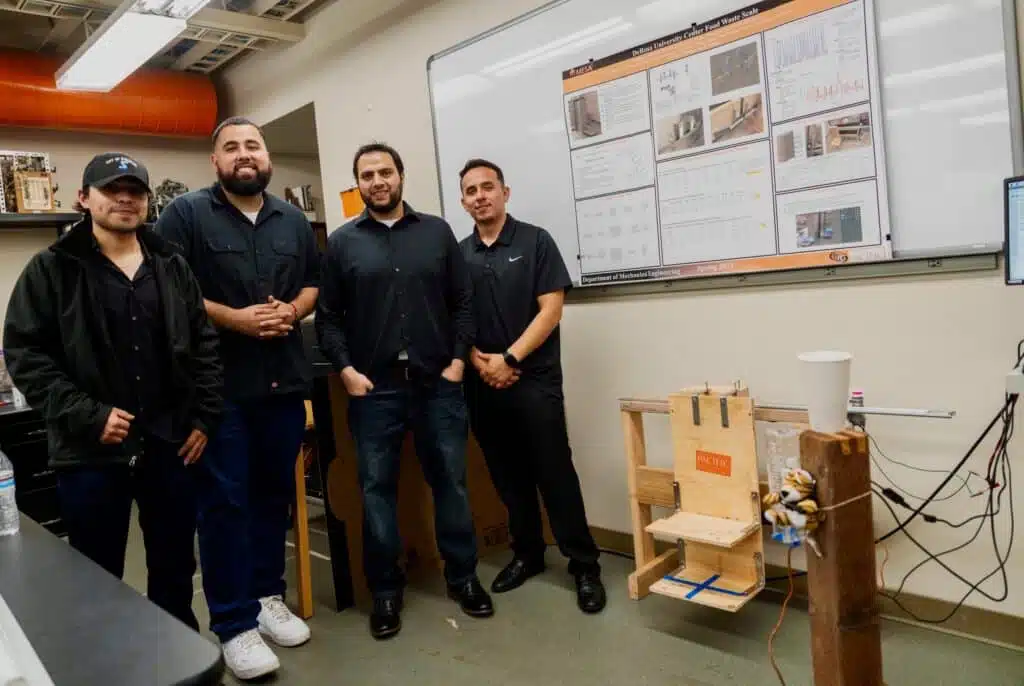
[[57, 436, 199, 631], [194, 392, 306, 642], [348, 374, 478, 598]]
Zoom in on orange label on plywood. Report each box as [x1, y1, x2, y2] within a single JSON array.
[[695, 450, 732, 477]]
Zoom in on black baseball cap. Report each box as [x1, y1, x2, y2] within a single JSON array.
[[82, 153, 152, 194]]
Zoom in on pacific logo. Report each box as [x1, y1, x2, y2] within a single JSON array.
[[827, 251, 850, 263]]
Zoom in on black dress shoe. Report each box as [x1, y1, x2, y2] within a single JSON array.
[[575, 572, 607, 614], [491, 557, 546, 593], [447, 577, 495, 618], [370, 596, 403, 639]]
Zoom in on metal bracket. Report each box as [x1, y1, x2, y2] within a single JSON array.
[[691, 395, 701, 426], [720, 396, 730, 428], [754, 552, 765, 587], [673, 481, 681, 511], [751, 491, 761, 519], [676, 538, 686, 567]]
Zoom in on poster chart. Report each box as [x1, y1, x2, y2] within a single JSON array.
[[562, 0, 891, 285]]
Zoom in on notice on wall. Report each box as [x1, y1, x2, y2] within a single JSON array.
[[561, 0, 890, 285]]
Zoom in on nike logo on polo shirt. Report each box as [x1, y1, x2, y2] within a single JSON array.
[[509, 256, 523, 262]]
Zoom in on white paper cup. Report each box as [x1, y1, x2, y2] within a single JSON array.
[[798, 350, 852, 433]]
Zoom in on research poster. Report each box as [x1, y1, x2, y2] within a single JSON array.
[[562, 0, 891, 285]]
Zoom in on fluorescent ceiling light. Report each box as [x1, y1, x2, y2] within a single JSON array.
[[130, 0, 212, 19], [491, 22, 634, 79], [883, 52, 1004, 88], [482, 18, 625, 75], [56, 9, 186, 91], [879, 5, 959, 38]]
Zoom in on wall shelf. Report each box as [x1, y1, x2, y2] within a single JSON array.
[[0, 212, 80, 237]]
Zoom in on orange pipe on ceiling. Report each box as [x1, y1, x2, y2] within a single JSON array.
[[0, 49, 219, 138]]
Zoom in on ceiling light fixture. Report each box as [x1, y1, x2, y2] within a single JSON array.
[[55, 0, 214, 92]]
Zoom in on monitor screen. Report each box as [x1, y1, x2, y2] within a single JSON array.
[[1007, 177, 1024, 285]]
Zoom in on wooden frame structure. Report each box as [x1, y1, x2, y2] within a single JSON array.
[[621, 394, 809, 605]]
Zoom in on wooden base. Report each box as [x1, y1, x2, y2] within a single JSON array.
[[650, 562, 758, 612]]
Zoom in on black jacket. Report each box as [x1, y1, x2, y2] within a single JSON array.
[[2, 219, 223, 469]]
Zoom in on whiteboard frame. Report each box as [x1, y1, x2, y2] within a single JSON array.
[[426, 0, 1021, 295]]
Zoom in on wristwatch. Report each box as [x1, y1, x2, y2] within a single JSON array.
[[503, 350, 520, 368]]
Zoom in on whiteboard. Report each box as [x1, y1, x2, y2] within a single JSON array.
[[428, 0, 1023, 287]]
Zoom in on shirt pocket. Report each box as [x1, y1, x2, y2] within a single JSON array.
[[204, 236, 249, 297], [270, 235, 300, 293]]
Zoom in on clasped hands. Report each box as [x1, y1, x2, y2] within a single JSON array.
[[471, 348, 520, 389], [233, 296, 298, 339]]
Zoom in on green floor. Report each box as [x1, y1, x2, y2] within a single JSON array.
[[121, 517, 1024, 685]]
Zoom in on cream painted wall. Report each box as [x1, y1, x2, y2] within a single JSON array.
[[0, 127, 325, 323], [220, 0, 1024, 617]]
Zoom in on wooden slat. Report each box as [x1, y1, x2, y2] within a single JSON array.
[[646, 512, 759, 548], [293, 450, 314, 620], [635, 466, 674, 508], [628, 548, 678, 600], [622, 410, 657, 571], [620, 397, 669, 414], [619, 396, 810, 425]]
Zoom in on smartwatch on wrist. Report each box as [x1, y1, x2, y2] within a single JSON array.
[[503, 350, 520, 368]]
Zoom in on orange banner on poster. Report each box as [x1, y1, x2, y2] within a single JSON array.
[[578, 249, 870, 286], [562, 0, 851, 93], [340, 187, 365, 219]]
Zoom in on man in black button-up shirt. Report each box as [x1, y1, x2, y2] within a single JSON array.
[[316, 143, 493, 639], [3, 153, 222, 635], [457, 159, 605, 615], [155, 117, 318, 679]]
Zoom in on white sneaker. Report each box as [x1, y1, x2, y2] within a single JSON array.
[[258, 595, 311, 647], [222, 629, 280, 681]]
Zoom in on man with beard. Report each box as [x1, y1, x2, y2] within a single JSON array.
[[457, 159, 605, 614], [315, 142, 493, 639], [155, 117, 320, 680], [2, 153, 222, 631]]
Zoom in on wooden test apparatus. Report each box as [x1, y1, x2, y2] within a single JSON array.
[[639, 384, 765, 611]]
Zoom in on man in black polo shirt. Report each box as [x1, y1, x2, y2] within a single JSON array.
[[155, 117, 319, 680], [3, 153, 222, 631], [457, 159, 606, 614], [316, 142, 493, 640]]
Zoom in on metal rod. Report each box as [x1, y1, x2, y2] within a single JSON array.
[[759, 403, 956, 420]]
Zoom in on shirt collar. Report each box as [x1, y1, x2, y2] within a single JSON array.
[[355, 201, 421, 228], [209, 183, 283, 219], [472, 214, 517, 250]]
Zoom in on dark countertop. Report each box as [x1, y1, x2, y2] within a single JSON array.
[[0, 516, 224, 686]]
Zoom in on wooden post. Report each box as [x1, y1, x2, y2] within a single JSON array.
[[800, 430, 883, 686]]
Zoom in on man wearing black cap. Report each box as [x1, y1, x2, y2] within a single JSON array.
[[2, 153, 223, 632]]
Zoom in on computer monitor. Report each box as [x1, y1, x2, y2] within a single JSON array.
[[1005, 175, 1024, 285]]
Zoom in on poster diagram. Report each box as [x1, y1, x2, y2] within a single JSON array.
[[561, 0, 890, 285]]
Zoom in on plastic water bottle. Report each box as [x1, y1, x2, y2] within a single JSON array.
[[0, 449, 19, 537]]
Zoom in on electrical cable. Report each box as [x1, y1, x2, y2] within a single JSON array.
[[767, 546, 795, 686], [870, 394, 1015, 623], [875, 395, 1015, 545]]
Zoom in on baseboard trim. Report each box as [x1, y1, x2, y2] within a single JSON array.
[[589, 526, 1024, 652]]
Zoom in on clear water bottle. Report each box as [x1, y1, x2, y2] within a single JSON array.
[[0, 449, 19, 537]]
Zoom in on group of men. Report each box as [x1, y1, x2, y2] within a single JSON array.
[[2, 117, 605, 681]]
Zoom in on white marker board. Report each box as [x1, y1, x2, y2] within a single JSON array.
[[428, 0, 1022, 287]]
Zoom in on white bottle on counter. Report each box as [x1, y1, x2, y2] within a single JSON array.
[[0, 449, 19, 537]]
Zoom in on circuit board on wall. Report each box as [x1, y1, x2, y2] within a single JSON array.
[[0, 151, 52, 214]]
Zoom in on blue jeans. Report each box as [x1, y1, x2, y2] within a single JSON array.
[[57, 436, 199, 631], [194, 393, 306, 642], [348, 374, 478, 598]]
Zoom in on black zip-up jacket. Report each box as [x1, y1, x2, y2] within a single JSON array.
[[2, 219, 223, 469]]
